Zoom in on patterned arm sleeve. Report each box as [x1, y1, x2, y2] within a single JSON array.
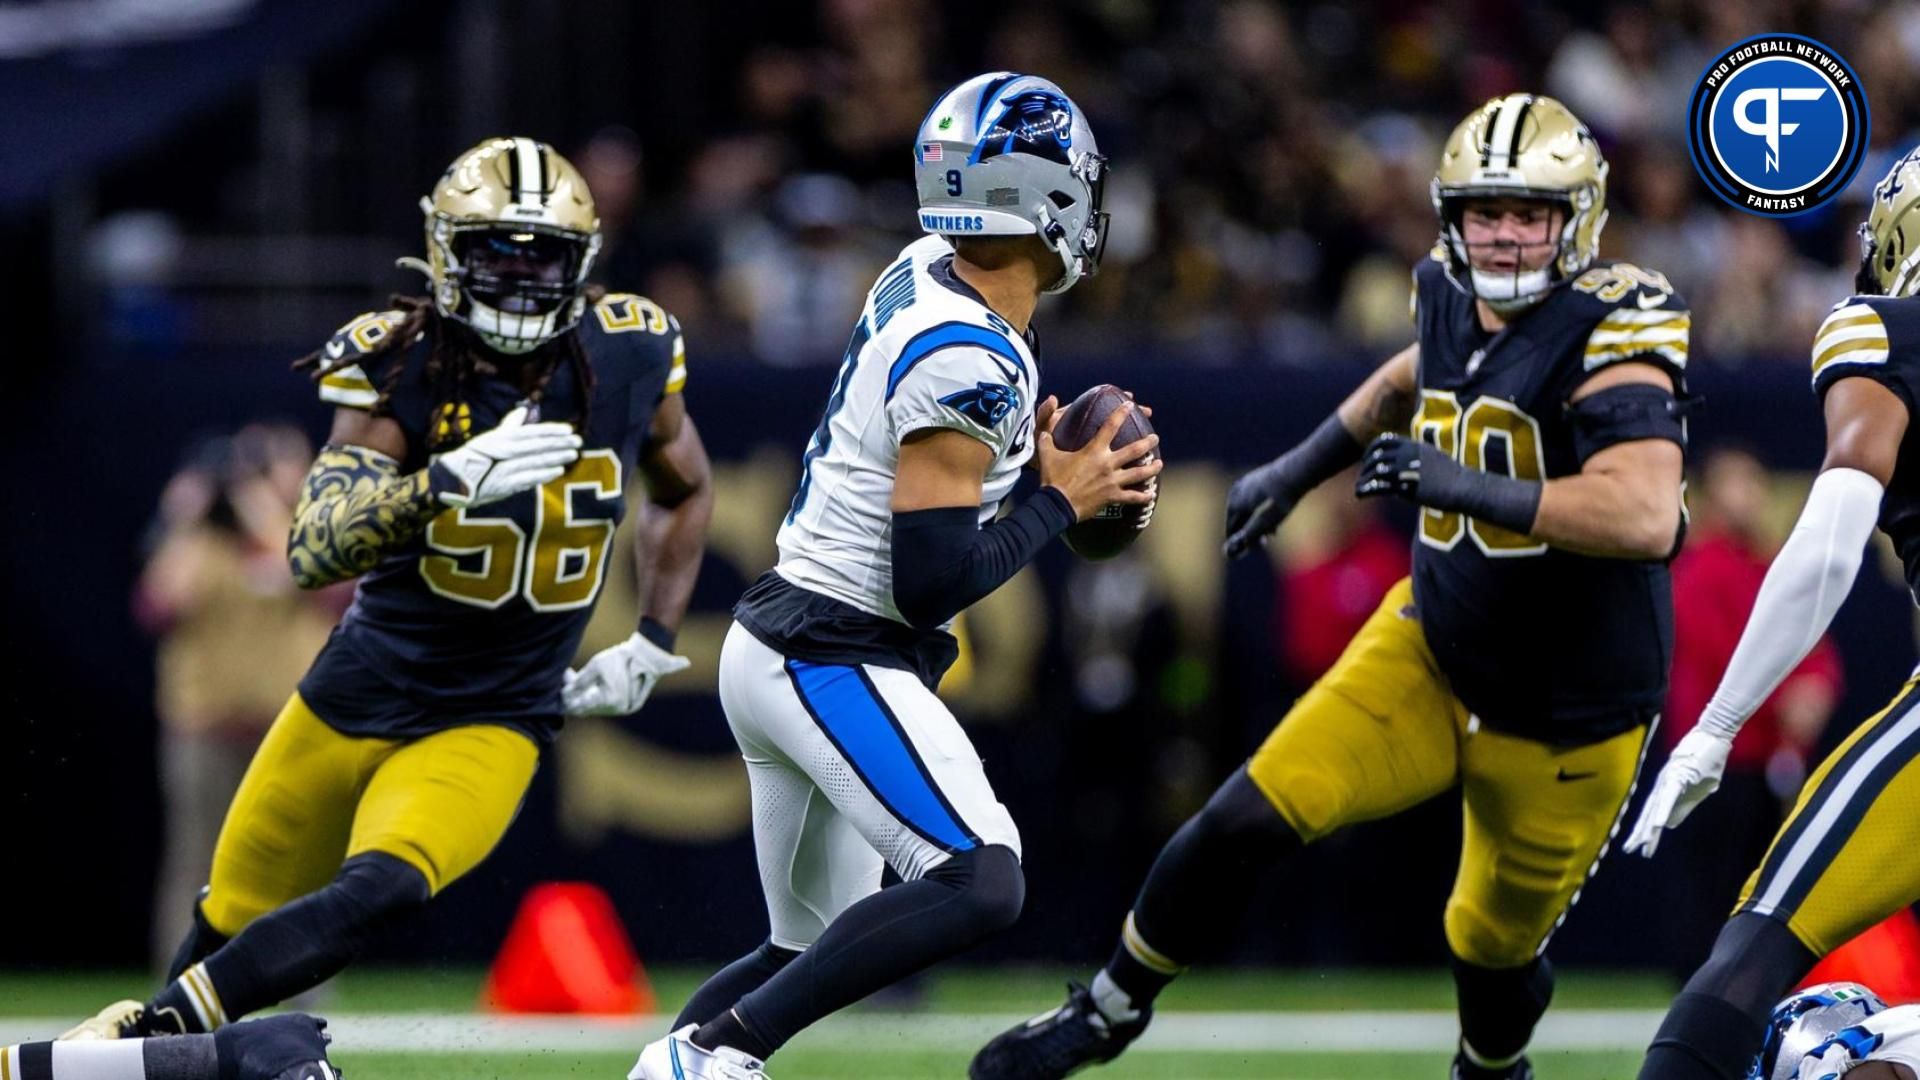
[[287, 445, 444, 588]]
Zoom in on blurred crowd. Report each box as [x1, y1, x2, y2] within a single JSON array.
[[565, 0, 1920, 369]]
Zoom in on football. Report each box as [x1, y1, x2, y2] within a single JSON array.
[[1048, 383, 1159, 560]]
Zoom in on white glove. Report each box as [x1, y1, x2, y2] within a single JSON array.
[[1623, 727, 1735, 858], [562, 631, 691, 716], [433, 406, 581, 509]]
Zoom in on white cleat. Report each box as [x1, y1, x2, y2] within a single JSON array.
[[629, 1024, 770, 1080], [60, 999, 144, 1040]]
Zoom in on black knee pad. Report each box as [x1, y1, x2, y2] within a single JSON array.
[[328, 853, 431, 949], [1683, 912, 1816, 1021], [926, 844, 1026, 934], [1194, 767, 1303, 858]]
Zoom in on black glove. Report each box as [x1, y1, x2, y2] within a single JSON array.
[[1223, 415, 1364, 559], [1223, 461, 1296, 560], [1353, 434, 1434, 501], [1354, 434, 1541, 535]]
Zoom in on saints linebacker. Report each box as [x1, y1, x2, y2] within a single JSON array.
[[67, 138, 712, 1040], [975, 95, 1690, 1080], [1628, 151, 1920, 1080]]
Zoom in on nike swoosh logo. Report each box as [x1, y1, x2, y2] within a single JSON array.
[[1636, 292, 1665, 309], [326, 340, 346, 358], [1556, 767, 1598, 782]]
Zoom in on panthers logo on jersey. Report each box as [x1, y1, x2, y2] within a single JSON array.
[[938, 382, 1022, 428]]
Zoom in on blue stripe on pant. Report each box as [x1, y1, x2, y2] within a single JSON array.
[[784, 659, 980, 854]]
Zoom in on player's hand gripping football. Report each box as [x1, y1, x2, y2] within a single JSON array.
[[1623, 726, 1734, 857], [1036, 398, 1162, 522], [563, 631, 692, 717], [432, 405, 583, 509]]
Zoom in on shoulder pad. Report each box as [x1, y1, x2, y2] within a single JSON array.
[[587, 292, 686, 392], [884, 320, 1030, 403], [316, 310, 406, 408], [1572, 263, 1689, 373], [1811, 298, 1890, 384]]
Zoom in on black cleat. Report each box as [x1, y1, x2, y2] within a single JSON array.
[[969, 981, 1150, 1079], [215, 1014, 341, 1080], [1451, 1049, 1533, 1080]]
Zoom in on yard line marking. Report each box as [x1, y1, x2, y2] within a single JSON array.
[[0, 1010, 1664, 1054]]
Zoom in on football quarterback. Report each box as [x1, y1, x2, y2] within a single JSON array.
[[629, 72, 1155, 1080], [975, 94, 1692, 1080], [66, 137, 713, 1040], [1630, 150, 1920, 1080]]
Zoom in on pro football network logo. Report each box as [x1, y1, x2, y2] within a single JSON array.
[[1687, 34, 1868, 217]]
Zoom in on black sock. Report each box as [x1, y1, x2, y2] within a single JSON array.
[[692, 1008, 774, 1063], [1104, 767, 1301, 1010], [165, 894, 231, 984], [1453, 954, 1553, 1064], [725, 844, 1024, 1057], [1639, 993, 1766, 1080], [142, 853, 428, 1033], [676, 940, 801, 1030]]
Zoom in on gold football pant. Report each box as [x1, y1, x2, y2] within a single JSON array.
[[200, 692, 539, 936], [1737, 671, 1920, 956], [1245, 578, 1650, 968]]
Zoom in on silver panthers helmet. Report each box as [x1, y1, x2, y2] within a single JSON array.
[[913, 72, 1109, 295], [1752, 982, 1887, 1080]]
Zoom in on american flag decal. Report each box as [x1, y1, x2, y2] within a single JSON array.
[[921, 142, 943, 162]]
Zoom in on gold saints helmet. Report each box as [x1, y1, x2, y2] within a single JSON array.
[[1431, 94, 1608, 314], [1857, 150, 1920, 297], [413, 137, 602, 354]]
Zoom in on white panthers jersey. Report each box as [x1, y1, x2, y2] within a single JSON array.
[[777, 235, 1039, 624], [1793, 1003, 1920, 1078]]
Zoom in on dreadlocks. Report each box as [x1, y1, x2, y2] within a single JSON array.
[[293, 288, 601, 450]]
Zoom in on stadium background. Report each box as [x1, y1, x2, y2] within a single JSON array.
[[5, 0, 1920, 995]]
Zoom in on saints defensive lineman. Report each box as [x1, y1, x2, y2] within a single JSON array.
[[67, 138, 712, 1040], [629, 74, 1157, 1080], [976, 95, 1691, 1080], [1629, 151, 1920, 1080]]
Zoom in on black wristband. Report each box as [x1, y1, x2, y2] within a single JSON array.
[[1274, 414, 1366, 499], [1430, 465, 1543, 535], [637, 616, 677, 651], [1030, 485, 1079, 531]]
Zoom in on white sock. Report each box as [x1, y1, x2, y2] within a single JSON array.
[[1089, 969, 1140, 1024]]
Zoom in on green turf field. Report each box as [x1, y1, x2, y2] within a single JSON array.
[[0, 968, 1673, 1078]]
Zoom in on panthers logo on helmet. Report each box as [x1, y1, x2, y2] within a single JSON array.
[[1752, 982, 1887, 1080], [972, 90, 1075, 165], [938, 382, 1021, 428]]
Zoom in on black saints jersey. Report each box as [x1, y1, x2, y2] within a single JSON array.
[[298, 295, 686, 744], [1409, 255, 1690, 744], [1812, 295, 1920, 602]]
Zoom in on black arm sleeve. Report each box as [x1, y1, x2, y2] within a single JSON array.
[[891, 487, 1077, 630], [1566, 383, 1691, 464]]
